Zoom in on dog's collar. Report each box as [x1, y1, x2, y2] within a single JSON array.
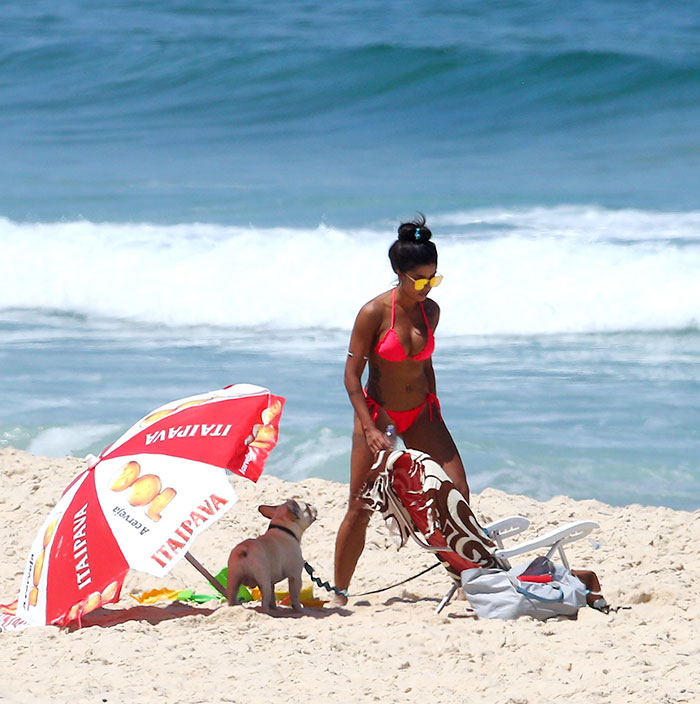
[[267, 524, 299, 542]]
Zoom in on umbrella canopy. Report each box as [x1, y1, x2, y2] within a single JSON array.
[[12, 384, 284, 629]]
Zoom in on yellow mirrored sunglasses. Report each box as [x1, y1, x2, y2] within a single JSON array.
[[404, 272, 443, 292]]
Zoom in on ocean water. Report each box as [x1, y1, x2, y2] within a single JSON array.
[[1, 2, 698, 511]]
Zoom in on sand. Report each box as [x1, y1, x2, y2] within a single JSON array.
[[0, 447, 698, 703]]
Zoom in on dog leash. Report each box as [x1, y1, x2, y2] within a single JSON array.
[[303, 563, 349, 598], [304, 560, 442, 599], [268, 526, 442, 599]]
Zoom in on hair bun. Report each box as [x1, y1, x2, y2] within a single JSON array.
[[397, 213, 432, 242]]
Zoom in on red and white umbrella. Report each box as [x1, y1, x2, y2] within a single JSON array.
[[9, 383, 284, 630]]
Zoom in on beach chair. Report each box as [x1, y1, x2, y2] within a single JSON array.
[[459, 519, 599, 619], [434, 513, 532, 614], [362, 449, 599, 620]]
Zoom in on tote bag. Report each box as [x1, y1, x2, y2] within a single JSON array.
[[461, 560, 587, 620]]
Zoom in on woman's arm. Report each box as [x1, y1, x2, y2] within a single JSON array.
[[424, 358, 437, 396], [428, 298, 441, 332], [344, 303, 393, 453], [425, 300, 440, 395]]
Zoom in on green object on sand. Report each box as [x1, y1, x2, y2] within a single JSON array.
[[176, 566, 253, 604], [176, 589, 221, 604]]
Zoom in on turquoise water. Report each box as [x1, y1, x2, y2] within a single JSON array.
[[2, 308, 698, 511], [1, 2, 698, 510]]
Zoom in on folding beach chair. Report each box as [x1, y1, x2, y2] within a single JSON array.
[[362, 449, 599, 620]]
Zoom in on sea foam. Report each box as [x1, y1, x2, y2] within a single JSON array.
[[2, 206, 698, 336]]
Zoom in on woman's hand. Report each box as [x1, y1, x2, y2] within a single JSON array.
[[363, 425, 394, 454]]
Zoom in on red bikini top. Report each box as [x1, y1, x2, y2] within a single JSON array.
[[374, 288, 435, 362]]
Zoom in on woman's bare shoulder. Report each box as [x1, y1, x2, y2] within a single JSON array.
[[357, 290, 392, 320], [423, 297, 441, 325], [424, 297, 440, 313]]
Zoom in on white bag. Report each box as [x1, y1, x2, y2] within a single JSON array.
[[461, 560, 587, 621]]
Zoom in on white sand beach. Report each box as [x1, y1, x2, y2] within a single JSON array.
[[1, 447, 698, 704]]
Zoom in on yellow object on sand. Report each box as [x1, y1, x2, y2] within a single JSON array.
[[250, 584, 328, 608], [129, 587, 181, 604], [130, 583, 328, 608]]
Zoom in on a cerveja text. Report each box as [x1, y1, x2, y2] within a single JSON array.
[[113, 506, 151, 536]]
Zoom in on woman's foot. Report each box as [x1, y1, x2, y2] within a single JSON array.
[[329, 592, 348, 607]]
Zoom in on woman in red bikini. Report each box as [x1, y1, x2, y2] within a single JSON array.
[[333, 215, 469, 600]]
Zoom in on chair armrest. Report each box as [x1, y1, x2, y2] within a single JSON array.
[[494, 521, 599, 561], [483, 515, 531, 549]]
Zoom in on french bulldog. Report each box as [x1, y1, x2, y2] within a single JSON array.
[[226, 499, 317, 613]]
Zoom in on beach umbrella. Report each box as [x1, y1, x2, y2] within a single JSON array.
[[11, 383, 284, 629]]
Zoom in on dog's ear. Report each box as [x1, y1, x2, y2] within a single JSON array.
[[285, 499, 302, 519], [258, 504, 278, 519]]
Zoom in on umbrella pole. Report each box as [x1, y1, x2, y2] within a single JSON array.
[[185, 552, 227, 599]]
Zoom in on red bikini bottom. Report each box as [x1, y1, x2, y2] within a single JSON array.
[[364, 390, 442, 434]]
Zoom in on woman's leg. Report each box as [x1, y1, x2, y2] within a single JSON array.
[[333, 411, 388, 600], [401, 403, 470, 502]]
